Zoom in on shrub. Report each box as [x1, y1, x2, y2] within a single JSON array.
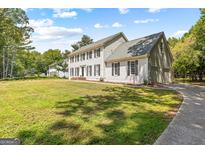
[[143, 79, 149, 85]]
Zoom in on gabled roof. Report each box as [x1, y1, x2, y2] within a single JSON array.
[[69, 32, 128, 56], [105, 32, 164, 62]]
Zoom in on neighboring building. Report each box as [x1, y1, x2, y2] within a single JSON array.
[[68, 32, 173, 84], [48, 60, 69, 78]]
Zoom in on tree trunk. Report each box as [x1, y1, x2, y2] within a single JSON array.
[[10, 49, 16, 78], [199, 72, 203, 81], [2, 47, 5, 79], [5, 51, 9, 78]]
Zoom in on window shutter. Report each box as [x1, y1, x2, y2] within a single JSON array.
[[94, 65, 96, 76], [112, 63, 114, 76], [135, 60, 138, 75], [99, 65, 100, 76], [98, 48, 101, 57], [94, 50, 96, 58], [127, 61, 130, 76], [118, 62, 120, 76]]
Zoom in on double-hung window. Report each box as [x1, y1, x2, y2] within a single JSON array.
[[87, 51, 92, 59], [75, 67, 79, 76], [127, 60, 138, 76], [94, 64, 100, 76], [112, 62, 120, 76], [70, 68, 74, 76], [75, 55, 79, 62], [94, 48, 100, 58], [81, 53, 85, 61], [86, 65, 92, 76], [70, 56, 74, 63]]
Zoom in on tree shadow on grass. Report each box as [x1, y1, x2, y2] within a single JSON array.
[[17, 119, 92, 144], [17, 86, 180, 144], [88, 109, 169, 145], [55, 86, 180, 117], [17, 129, 66, 145]]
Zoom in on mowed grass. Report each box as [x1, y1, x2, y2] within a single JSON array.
[[0, 79, 182, 144]]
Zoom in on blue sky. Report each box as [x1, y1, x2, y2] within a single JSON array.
[[25, 8, 200, 52]]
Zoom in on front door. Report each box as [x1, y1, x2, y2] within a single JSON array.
[[81, 67, 85, 77]]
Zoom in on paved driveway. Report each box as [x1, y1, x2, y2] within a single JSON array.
[[155, 83, 205, 145]]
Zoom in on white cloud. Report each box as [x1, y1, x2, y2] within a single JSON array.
[[148, 8, 162, 13], [29, 18, 83, 42], [33, 26, 83, 41], [32, 37, 79, 52], [94, 23, 108, 29], [171, 30, 188, 38], [80, 8, 93, 12], [134, 18, 159, 24], [29, 19, 54, 28], [53, 9, 77, 18], [118, 8, 129, 14], [112, 22, 123, 28]]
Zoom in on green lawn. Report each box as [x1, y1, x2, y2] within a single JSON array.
[[0, 79, 182, 144]]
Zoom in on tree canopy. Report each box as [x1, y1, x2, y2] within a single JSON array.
[[0, 8, 34, 78], [169, 8, 205, 81], [71, 35, 93, 51]]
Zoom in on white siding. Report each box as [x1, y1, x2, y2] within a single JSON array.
[[68, 36, 127, 81], [48, 68, 69, 78], [104, 58, 148, 84], [68, 35, 149, 84], [68, 47, 104, 81], [103, 36, 127, 77]]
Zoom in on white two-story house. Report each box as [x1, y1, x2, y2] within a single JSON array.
[[68, 32, 173, 84]]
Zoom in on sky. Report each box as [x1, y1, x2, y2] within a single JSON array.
[[25, 8, 201, 52]]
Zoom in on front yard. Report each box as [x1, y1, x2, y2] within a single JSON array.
[[0, 79, 182, 144]]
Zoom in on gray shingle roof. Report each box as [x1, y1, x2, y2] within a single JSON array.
[[105, 32, 163, 61], [69, 32, 128, 56]]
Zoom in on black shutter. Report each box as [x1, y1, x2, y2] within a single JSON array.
[[99, 65, 100, 76], [94, 65, 95, 76], [112, 63, 114, 76], [135, 60, 138, 75], [127, 61, 130, 76], [118, 62, 120, 76]]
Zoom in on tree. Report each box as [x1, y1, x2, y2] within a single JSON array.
[[170, 9, 205, 81], [42, 49, 63, 74], [71, 43, 80, 51], [173, 46, 200, 80], [191, 9, 205, 80], [56, 60, 68, 78], [168, 37, 180, 50], [71, 35, 93, 51], [0, 8, 33, 79], [79, 35, 93, 47]]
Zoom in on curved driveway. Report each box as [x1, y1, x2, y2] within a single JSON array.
[[155, 83, 205, 145]]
